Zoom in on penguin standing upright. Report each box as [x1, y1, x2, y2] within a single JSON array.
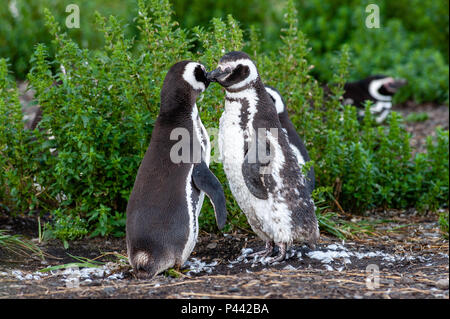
[[126, 61, 227, 278], [207, 51, 319, 263], [342, 75, 407, 123], [264, 85, 315, 195]]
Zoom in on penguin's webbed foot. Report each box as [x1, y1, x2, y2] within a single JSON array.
[[248, 241, 274, 259], [265, 243, 287, 264]]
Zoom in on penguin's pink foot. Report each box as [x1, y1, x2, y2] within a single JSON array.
[[265, 242, 287, 264], [248, 241, 274, 258]]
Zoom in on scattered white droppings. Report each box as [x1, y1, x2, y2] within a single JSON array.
[[184, 258, 218, 275], [307, 250, 351, 264], [241, 248, 254, 256], [107, 273, 124, 280], [12, 270, 25, 280], [24, 274, 33, 280]]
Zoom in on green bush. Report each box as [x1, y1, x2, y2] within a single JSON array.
[[0, 0, 137, 79], [439, 211, 449, 239], [0, 0, 448, 240], [297, 1, 449, 104], [0, 59, 43, 214], [1, 0, 448, 103]]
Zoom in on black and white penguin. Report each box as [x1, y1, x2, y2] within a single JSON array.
[[342, 75, 407, 123], [126, 61, 228, 278], [264, 85, 315, 195], [207, 51, 319, 263]]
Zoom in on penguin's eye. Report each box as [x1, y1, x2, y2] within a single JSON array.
[[194, 65, 207, 83], [227, 64, 249, 82]]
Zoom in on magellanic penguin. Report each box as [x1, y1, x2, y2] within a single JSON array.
[[342, 75, 407, 123], [126, 61, 228, 278], [207, 51, 319, 263], [264, 85, 315, 195]]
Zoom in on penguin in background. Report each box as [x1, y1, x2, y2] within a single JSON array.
[[264, 85, 315, 195], [207, 51, 319, 263], [126, 61, 227, 278], [342, 75, 407, 123]]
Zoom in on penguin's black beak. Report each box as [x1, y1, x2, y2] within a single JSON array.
[[384, 78, 408, 93], [202, 69, 211, 89], [207, 67, 232, 82]]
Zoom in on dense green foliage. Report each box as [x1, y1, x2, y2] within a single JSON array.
[[0, 0, 448, 240], [1, 0, 448, 103], [0, 0, 137, 79]]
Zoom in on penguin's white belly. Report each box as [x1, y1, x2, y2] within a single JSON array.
[[181, 105, 210, 263], [219, 106, 294, 244]]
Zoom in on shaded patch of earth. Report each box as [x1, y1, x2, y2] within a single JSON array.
[[0, 210, 448, 299], [393, 101, 448, 155]]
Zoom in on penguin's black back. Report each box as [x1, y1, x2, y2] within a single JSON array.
[[126, 61, 201, 261], [264, 84, 315, 194]]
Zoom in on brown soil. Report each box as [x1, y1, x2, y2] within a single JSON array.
[[0, 210, 448, 299], [393, 101, 449, 155]]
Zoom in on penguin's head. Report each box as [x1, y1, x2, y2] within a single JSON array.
[[181, 61, 210, 93], [365, 75, 408, 101], [160, 61, 210, 112], [207, 51, 259, 91], [264, 85, 286, 114]]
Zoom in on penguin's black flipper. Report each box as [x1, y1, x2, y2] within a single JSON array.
[[242, 161, 269, 200], [192, 161, 228, 229], [242, 131, 275, 200]]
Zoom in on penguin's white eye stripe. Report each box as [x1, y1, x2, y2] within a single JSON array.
[[368, 78, 393, 102], [218, 59, 259, 90], [218, 64, 232, 72], [182, 62, 206, 91]]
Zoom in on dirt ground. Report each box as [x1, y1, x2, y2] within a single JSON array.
[[392, 101, 449, 155], [0, 101, 448, 299], [0, 209, 448, 299]]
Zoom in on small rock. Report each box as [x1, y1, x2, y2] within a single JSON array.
[[103, 287, 115, 295], [80, 279, 92, 286], [283, 265, 296, 271], [206, 242, 217, 249], [400, 277, 414, 284], [382, 293, 391, 299], [435, 279, 449, 290]]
